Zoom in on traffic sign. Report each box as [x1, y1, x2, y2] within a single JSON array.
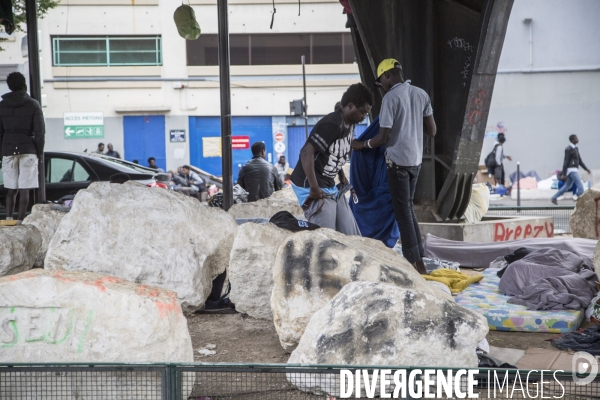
[[64, 112, 104, 139], [275, 132, 285, 142], [232, 136, 250, 150]]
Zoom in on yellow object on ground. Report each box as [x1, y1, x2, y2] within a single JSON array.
[[423, 269, 483, 294], [0, 220, 18, 226]]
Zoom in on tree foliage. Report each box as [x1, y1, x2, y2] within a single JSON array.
[[11, 0, 60, 32], [1, 0, 59, 50]]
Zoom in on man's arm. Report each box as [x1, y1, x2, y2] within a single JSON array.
[[32, 101, 45, 158], [351, 127, 392, 150], [272, 167, 282, 191], [237, 168, 246, 189], [424, 115, 436, 138], [300, 142, 323, 199], [337, 168, 348, 184], [0, 114, 4, 150], [578, 152, 591, 174], [562, 148, 570, 175]]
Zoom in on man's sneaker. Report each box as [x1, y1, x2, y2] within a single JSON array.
[[573, 195, 578, 201], [551, 198, 558, 205]]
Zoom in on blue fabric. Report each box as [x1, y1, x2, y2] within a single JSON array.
[[349, 117, 399, 248], [291, 184, 338, 207]]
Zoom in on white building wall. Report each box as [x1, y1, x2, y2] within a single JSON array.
[[483, 0, 600, 178]]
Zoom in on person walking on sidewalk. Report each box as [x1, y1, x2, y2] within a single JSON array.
[[0, 72, 45, 223], [352, 59, 436, 275], [291, 82, 373, 234], [551, 134, 591, 204]]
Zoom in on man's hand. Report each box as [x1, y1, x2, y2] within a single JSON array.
[[351, 141, 366, 151], [506, 156, 513, 161], [308, 186, 324, 200], [587, 169, 592, 175]]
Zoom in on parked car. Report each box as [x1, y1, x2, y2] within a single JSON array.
[[0, 151, 164, 210]]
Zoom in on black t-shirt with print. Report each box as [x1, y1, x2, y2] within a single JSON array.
[[291, 110, 353, 188]]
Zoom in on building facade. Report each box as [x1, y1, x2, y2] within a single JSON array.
[[1, 0, 363, 180], [1, 0, 598, 182], [482, 0, 600, 181]]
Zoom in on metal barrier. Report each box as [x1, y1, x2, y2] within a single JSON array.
[[486, 206, 575, 234], [1, 363, 599, 399]]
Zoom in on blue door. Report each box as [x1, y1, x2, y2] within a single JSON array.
[[123, 116, 166, 170], [189, 116, 274, 182], [287, 126, 312, 169]]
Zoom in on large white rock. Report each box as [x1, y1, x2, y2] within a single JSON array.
[[229, 223, 294, 320], [287, 281, 488, 396], [0, 225, 42, 277], [271, 229, 452, 352], [571, 188, 600, 239], [229, 196, 303, 219], [22, 204, 67, 268], [269, 188, 298, 201], [44, 182, 237, 310], [0, 269, 193, 398]]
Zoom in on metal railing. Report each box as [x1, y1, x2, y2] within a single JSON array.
[[0, 363, 598, 399], [486, 206, 575, 234]]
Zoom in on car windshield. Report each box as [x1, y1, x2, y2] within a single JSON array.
[[92, 155, 157, 174]]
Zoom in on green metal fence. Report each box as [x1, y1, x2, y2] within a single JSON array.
[[486, 206, 575, 234], [0, 363, 598, 399]]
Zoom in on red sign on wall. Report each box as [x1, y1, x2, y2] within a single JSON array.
[[275, 132, 285, 142], [232, 136, 250, 150]]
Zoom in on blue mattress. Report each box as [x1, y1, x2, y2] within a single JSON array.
[[455, 269, 583, 333]]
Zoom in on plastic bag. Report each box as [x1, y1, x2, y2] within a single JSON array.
[[463, 183, 490, 223], [586, 294, 600, 323], [174, 5, 201, 40]]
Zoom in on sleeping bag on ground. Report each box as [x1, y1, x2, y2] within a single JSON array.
[[349, 117, 399, 248]]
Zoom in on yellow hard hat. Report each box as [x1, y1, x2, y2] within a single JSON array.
[[377, 58, 402, 79]]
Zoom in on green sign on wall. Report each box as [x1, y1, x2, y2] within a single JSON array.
[[64, 112, 104, 139]]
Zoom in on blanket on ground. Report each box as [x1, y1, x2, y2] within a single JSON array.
[[499, 248, 597, 310], [423, 234, 598, 268]]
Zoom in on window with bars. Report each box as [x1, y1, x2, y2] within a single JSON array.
[[187, 33, 355, 66], [52, 36, 162, 67]]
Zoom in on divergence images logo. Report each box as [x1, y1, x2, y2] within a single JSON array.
[[573, 352, 599, 386]]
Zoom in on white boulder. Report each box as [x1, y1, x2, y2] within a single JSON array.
[[0, 269, 192, 362], [44, 182, 237, 310], [287, 281, 488, 396], [229, 223, 294, 320], [271, 229, 452, 352], [22, 204, 67, 267], [269, 188, 297, 201], [0, 225, 42, 277], [0, 269, 193, 398], [229, 197, 303, 219], [570, 188, 600, 239]]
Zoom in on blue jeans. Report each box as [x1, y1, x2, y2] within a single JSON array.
[[552, 171, 584, 200]]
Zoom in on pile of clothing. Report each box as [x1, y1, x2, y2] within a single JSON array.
[[496, 247, 598, 311]]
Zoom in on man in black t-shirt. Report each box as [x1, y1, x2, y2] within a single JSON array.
[[291, 83, 374, 234]]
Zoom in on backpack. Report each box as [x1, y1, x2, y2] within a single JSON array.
[[484, 144, 500, 168]]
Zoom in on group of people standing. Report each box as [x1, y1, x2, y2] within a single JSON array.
[[290, 58, 435, 275], [235, 59, 435, 274]]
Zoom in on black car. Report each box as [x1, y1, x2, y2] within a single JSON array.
[[0, 151, 160, 210]]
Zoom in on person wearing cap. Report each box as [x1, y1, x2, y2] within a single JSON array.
[[352, 59, 436, 275]]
